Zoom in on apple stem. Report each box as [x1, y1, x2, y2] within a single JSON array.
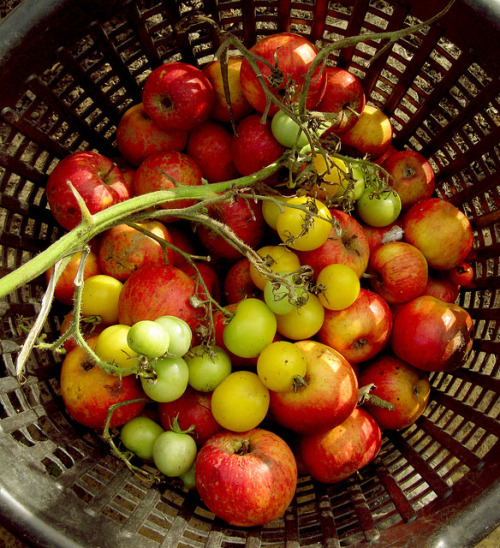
[[235, 439, 251, 455], [293, 375, 308, 392]]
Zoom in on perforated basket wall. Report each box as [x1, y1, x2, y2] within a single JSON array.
[[0, 0, 499, 546]]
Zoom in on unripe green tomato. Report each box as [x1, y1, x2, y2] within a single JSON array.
[[153, 430, 197, 477], [120, 416, 164, 460], [154, 315, 193, 357], [185, 345, 232, 392], [271, 110, 309, 149], [127, 320, 170, 358], [141, 357, 189, 402]]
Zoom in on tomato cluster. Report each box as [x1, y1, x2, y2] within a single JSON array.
[[45, 28, 476, 529]]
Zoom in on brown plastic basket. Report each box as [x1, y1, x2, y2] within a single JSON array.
[[1, 0, 499, 546]]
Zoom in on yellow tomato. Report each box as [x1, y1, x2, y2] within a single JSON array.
[[249, 245, 301, 290]]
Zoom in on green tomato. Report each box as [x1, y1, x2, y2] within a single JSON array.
[[271, 110, 309, 149], [154, 315, 193, 357], [263, 272, 308, 315], [185, 345, 232, 392], [127, 320, 170, 359], [120, 416, 164, 460], [152, 430, 197, 477], [356, 188, 402, 227], [141, 356, 189, 402], [337, 165, 366, 200], [223, 298, 277, 359]]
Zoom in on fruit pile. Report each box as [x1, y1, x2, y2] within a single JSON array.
[[34, 24, 476, 529]]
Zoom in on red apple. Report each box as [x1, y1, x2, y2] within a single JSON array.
[[299, 407, 382, 483], [340, 104, 393, 159], [374, 143, 397, 166], [358, 353, 431, 430], [239, 32, 326, 117], [178, 261, 221, 303], [367, 241, 428, 305], [133, 150, 203, 212], [202, 58, 254, 122], [116, 103, 188, 167], [60, 336, 146, 430], [318, 288, 393, 363], [157, 386, 223, 447], [421, 272, 460, 303], [403, 197, 474, 270], [223, 257, 261, 304], [361, 221, 404, 255], [231, 113, 285, 177], [166, 221, 199, 266], [382, 150, 435, 210], [195, 428, 297, 527], [46, 151, 130, 231], [142, 62, 214, 131], [269, 340, 358, 434], [195, 195, 266, 260], [98, 220, 175, 281], [186, 120, 238, 183], [390, 295, 474, 372], [117, 264, 201, 331], [297, 208, 370, 279], [316, 67, 366, 135]]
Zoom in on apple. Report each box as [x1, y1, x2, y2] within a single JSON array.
[[178, 261, 221, 303], [46, 151, 131, 231], [231, 113, 285, 177], [298, 407, 382, 484], [358, 353, 431, 430], [390, 295, 474, 372], [340, 104, 393, 159], [402, 197, 474, 270], [58, 310, 105, 354], [157, 386, 223, 447], [297, 208, 370, 279], [223, 257, 261, 304], [239, 32, 326, 117], [269, 340, 358, 434], [60, 336, 146, 430], [374, 143, 397, 165], [133, 150, 203, 213], [367, 241, 428, 305], [166, 221, 199, 266], [186, 120, 238, 183], [318, 288, 393, 363], [202, 57, 254, 122], [316, 66, 366, 135], [382, 150, 435, 210], [195, 195, 266, 260], [195, 428, 297, 527], [118, 264, 201, 331], [421, 272, 460, 303], [142, 61, 214, 131], [115, 103, 188, 167], [98, 220, 175, 281], [361, 221, 404, 255]]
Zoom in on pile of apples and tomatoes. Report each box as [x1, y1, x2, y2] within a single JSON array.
[[45, 31, 476, 528]]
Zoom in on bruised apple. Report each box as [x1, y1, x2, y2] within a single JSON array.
[[195, 428, 297, 527], [299, 407, 382, 483], [391, 295, 474, 372]]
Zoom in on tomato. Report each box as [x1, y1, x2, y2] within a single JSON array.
[[249, 245, 301, 290], [94, 324, 139, 373], [120, 416, 164, 460], [261, 195, 289, 230], [154, 315, 193, 357], [141, 356, 189, 402], [222, 298, 277, 358], [153, 430, 197, 477], [263, 272, 308, 315], [276, 196, 333, 251], [127, 320, 170, 359], [310, 154, 348, 198], [356, 188, 402, 227], [257, 341, 307, 392], [184, 345, 232, 392], [271, 109, 309, 149], [448, 262, 474, 287], [211, 371, 270, 432], [80, 274, 123, 324], [275, 292, 325, 340], [316, 264, 361, 311]]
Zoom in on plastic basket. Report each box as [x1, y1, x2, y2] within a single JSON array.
[[0, 0, 499, 546]]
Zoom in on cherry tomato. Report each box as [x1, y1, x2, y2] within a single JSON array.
[[276, 196, 333, 251], [127, 320, 170, 359], [223, 298, 277, 358], [184, 345, 232, 392], [356, 188, 402, 227], [154, 315, 193, 357], [271, 109, 309, 149], [120, 416, 164, 460], [257, 341, 307, 392], [275, 292, 325, 340], [153, 430, 197, 477], [80, 274, 123, 324], [211, 371, 270, 432], [310, 154, 348, 199], [94, 324, 139, 373], [316, 264, 361, 310], [262, 195, 289, 230], [263, 272, 308, 315], [249, 245, 301, 290], [141, 356, 189, 402], [448, 262, 474, 287]]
